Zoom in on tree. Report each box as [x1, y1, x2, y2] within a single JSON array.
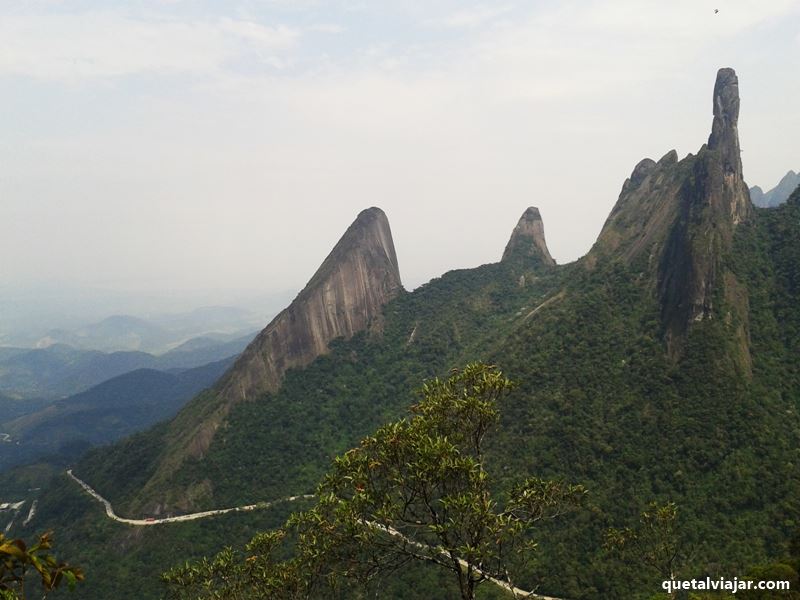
[[0, 531, 84, 600], [605, 502, 686, 598], [164, 362, 586, 600]]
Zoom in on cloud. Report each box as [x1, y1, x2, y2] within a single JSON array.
[[573, 0, 799, 39], [0, 12, 299, 80], [219, 18, 298, 46], [1, 0, 798, 296], [307, 23, 345, 34], [436, 5, 513, 29]]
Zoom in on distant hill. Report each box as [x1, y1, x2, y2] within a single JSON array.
[[38, 315, 172, 352], [158, 334, 256, 370], [0, 392, 50, 423], [750, 169, 799, 207], [150, 306, 261, 336], [15, 69, 800, 600], [0, 333, 254, 400], [0, 356, 236, 472], [0, 344, 156, 399], [33, 306, 264, 353]]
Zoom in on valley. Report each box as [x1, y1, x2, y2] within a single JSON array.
[[3, 67, 799, 600]]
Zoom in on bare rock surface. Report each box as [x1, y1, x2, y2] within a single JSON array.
[[501, 207, 556, 267]]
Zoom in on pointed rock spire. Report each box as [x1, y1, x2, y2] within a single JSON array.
[[708, 67, 743, 177], [501, 207, 556, 267], [129, 208, 404, 511], [657, 68, 751, 359], [587, 68, 752, 367], [217, 207, 402, 405]]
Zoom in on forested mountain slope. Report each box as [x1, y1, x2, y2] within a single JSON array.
[[15, 69, 800, 599], [0, 356, 236, 472]]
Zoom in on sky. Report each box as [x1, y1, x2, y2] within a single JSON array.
[[1, 0, 799, 326]]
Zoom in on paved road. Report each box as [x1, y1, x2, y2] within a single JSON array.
[[67, 470, 564, 599], [22, 500, 37, 527], [371, 521, 563, 600], [66, 470, 313, 526], [2, 500, 25, 533]]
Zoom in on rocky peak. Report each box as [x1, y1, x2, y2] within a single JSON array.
[[657, 68, 751, 362], [217, 207, 402, 405], [129, 208, 404, 512], [501, 207, 556, 267], [589, 69, 752, 369], [706, 68, 750, 225], [708, 68, 742, 176]]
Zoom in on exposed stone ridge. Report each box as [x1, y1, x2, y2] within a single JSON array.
[[706, 67, 750, 225], [217, 206, 402, 404], [591, 148, 688, 263], [590, 68, 752, 368], [131, 208, 403, 513], [709, 69, 741, 160], [658, 68, 751, 332], [501, 207, 556, 267]]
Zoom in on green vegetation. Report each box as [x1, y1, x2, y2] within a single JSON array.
[[12, 187, 800, 599], [606, 502, 687, 592], [163, 364, 586, 600], [0, 358, 233, 473], [0, 531, 83, 599]]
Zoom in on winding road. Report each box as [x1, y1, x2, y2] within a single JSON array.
[[66, 470, 313, 526], [67, 470, 564, 599]]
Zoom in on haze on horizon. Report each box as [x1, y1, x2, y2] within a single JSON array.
[[1, 0, 798, 328]]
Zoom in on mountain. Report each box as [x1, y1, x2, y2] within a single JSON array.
[[0, 392, 50, 423], [38, 315, 172, 352], [0, 334, 254, 400], [34, 307, 262, 354], [0, 344, 158, 399], [157, 332, 255, 370], [115, 206, 404, 513], [501, 206, 556, 267], [0, 357, 236, 472], [149, 306, 262, 335], [220, 207, 402, 403], [13, 69, 800, 600], [750, 169, 800, 208], [594, 67, 751, 363]]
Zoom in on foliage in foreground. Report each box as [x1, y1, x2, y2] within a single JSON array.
[[0, 531, 83, 600], [163, 363, 586, 600]]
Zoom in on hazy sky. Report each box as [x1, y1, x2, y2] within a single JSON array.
[[2, 0, 799, 316]]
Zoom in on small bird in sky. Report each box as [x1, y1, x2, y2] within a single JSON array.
[[715, 8, 719, 13]]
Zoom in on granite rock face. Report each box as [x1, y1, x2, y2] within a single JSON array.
[[130, 208, 403, 512], [709, 68, 743, 178], [217, 207, 402, 404], [659, 68, 751, 338], [501, 207, 556, 267], [591, 68, 752, 367]]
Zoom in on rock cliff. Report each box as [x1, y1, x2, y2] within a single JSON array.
[[130, 207, 402, 512], [217, 207, 402, 404], [501, 207, 556, 267], [658, 68, 751, 350], [591, 68, 752, 367]]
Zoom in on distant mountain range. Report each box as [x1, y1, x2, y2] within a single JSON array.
[[0, 356, 236, 472], [750, 169, 799, 207], [31, 306, 263, 354], [11, 69, 800, 600], [0, 332, 255, 400]]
